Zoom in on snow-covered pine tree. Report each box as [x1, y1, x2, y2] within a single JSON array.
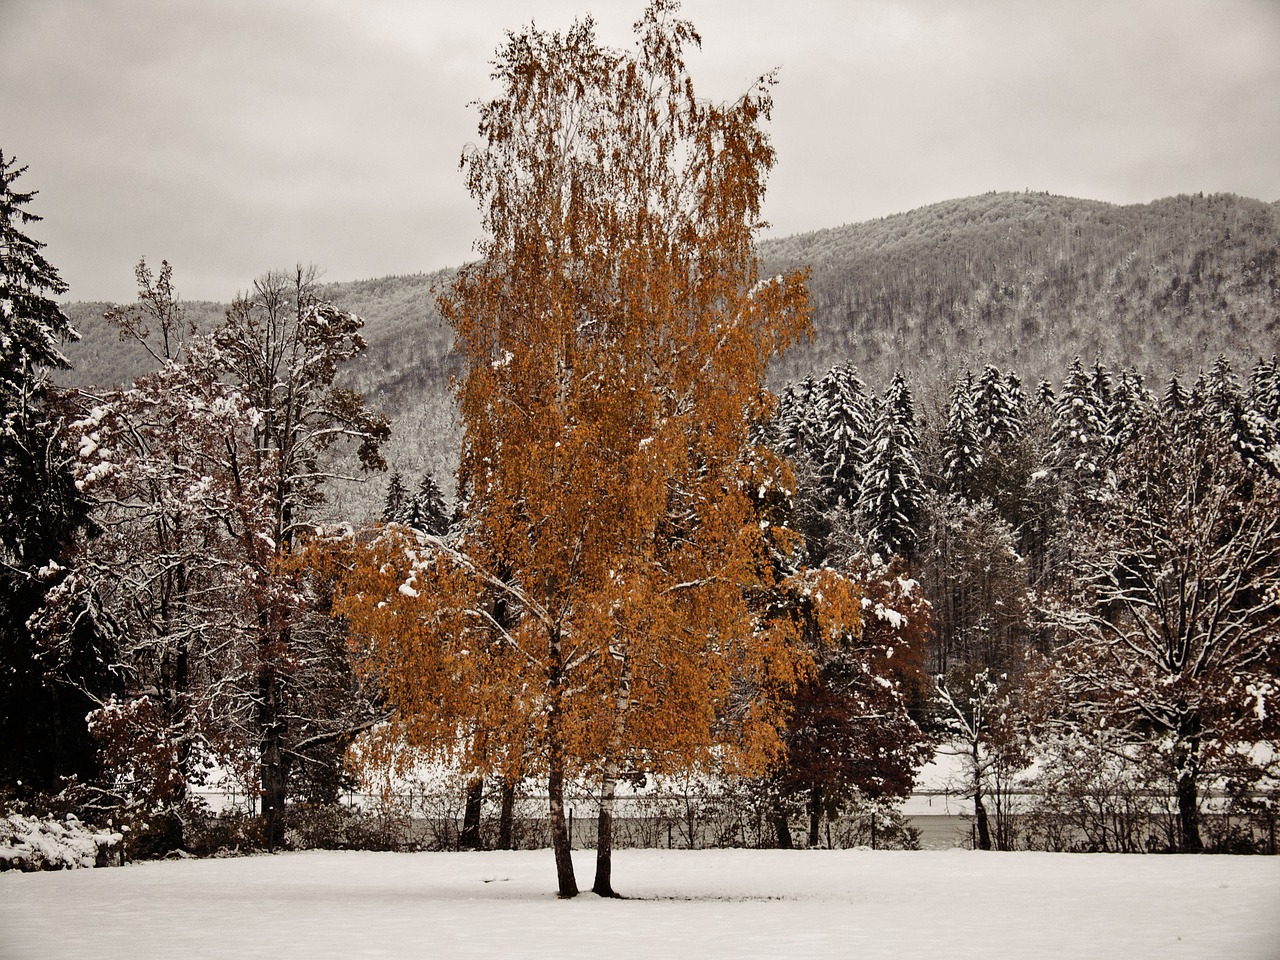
[[1052, 356, 1111, 482], [859, 371, 922, 559], [1109, 368, 1153, 453], [382, 471, 408, 524], [777, 374, 820, 460], [1199, 355, 1276, 473], [0, 150, 108, 795], [816, 363, 870, 509], [1033, 378, 1055, 412], [940, 372, 981, 497], [1163, 373, 1189, 413], [402, 471, 450, 536], [1249, 355, 1279, 425], [973, 363, 1023, 444]]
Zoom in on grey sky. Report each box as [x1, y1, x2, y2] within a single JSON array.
[[2, 0, 1278, 302]]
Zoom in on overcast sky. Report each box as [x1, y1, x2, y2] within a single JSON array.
[[3, 0, 1278, 303]]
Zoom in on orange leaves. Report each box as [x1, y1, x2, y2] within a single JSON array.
[[334, 5, 818, 833]]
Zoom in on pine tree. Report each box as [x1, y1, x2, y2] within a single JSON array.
[[1249, 355, 1279, 425], [1199, 355, 1276, 472], [940, 372, 981, 497], [1109, 368, 1153, 453], [402, 471, 450, 536], [382, 472, 408, 524], [860, 371, 922, 558], [974, 363, 1023, 444], [0, 150, 108, 795], [1052, 356, 1110, 481], [1163, 373, 1189, 413], [816, 363, 870, 508]]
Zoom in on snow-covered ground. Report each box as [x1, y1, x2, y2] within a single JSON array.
[[3, 848, 1277, 959]]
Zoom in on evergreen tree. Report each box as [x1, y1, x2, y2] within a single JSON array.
[[1163, 373, 1189, 413], [1249, 355, 1279, 425], [940, 372, 981, 496], [382, 471, 408, 524], [1052, 356, 1111, 481], [0, 150, 108, 795], [402, 471, 450, 536], [816, 363, 870, 508], [1199, 355, 1276, 472], [859, 371, 922, 558], [974, 363, 1023, 444], [1109, 368, 1153, 453]]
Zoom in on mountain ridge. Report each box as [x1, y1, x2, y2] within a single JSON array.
[[59, 189, 1280, 430]]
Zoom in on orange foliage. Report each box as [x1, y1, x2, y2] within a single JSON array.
[[315, 1, 822, 895]]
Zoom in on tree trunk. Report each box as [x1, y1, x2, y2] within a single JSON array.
[[259, 651, 288, 852], [772, 803, 793, 849], [1175, 727, 1204, 853], [974, 789, 992, 851], [593, 776, 620, 897], [593, 649, 632, 898], [460, 777, 484, 850], [807, 785, 823, 848], [547, 749, 577, 897], [497, 778, 516, 850], [547, 627, 578, 898]]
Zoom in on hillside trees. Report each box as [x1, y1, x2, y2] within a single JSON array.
[[325, 0, 829, 896], [0, 149, 109, 795]]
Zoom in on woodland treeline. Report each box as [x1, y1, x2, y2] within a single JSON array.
[[4, 0, 1279, 893]]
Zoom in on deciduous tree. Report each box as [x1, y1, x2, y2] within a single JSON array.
[[327, 1, 817, 897]]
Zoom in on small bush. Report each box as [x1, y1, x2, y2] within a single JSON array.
[[0, 813, 122, 871]]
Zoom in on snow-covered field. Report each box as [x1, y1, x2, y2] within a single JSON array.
[[3, 848, 1278, 959]]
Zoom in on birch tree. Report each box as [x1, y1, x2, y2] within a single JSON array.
[[327, 0, 820, 897]]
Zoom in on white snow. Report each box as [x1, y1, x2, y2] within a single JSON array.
[[2, 848, 1277, 959]]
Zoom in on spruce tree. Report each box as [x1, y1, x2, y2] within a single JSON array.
[[0, 150, 108, 795], [940, 372, 981, 497], [382, 471, 408, 524], [403, 471, 450, 536], [859, 371, 922, 558], [816, 363, 870, 508]]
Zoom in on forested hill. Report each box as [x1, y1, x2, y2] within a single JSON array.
[[759, 191, 1280, 389], [62, 191, 1280, 408]]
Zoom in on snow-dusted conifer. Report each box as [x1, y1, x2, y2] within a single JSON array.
[[402, 471, 450, 536], [0, 151, 106, 794], [382, 471, 408, 524], [940, 372, 981, 497], [974, 363, 1023, 444], [816, 363, 870, 507], [859, 371, 922, 558]]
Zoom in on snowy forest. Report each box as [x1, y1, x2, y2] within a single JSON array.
[[3, 2, 1279, 899]]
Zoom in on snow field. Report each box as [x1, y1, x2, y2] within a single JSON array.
[[2, 848, 1278, 959]]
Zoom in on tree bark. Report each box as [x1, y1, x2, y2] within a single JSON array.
[[547, 627, 578, 898], [547, 747, 577, 897], [974, 790, 992, 851], [593, 650, 632, 898], [807, 785, 823, 848], [497, 778, 516, 850], [259, 650, 288, 852], [772, 803, 793, 849], [1175, 725, 1204, 853], [460, 776, 485, 849]]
